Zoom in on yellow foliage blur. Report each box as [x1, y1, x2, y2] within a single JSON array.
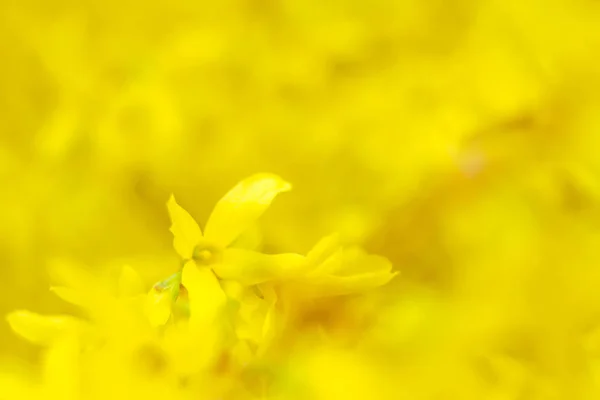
[[2, 0, 600, 398]]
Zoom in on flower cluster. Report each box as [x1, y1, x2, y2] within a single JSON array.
[[5, 174, 396, 399]]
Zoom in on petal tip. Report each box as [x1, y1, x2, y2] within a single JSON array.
[[279, 179, 292, 193], [248, 173, 293, 193], [389, 270, 400, 280], [6, 310, 23, 327]]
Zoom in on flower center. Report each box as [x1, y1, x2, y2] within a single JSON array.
[[192, 244, 222, 266]]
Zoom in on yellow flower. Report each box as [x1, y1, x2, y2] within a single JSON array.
[[299, 233, 398, 298], [169, 173, 303, 282], [147, 173, 305, 327], [171, 173, 291, 256], [148, 174, 398, 346], [5, 262, 236, 399], [7, 263, 152, 349]]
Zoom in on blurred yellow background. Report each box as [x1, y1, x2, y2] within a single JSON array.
[[2, 0, 600, 398]]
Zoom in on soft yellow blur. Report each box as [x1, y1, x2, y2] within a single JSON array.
[[2, 0, 600, 398]]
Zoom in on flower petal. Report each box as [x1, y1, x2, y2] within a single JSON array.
[[181, 261, 227, 329], [167, 195, 203, 259], [306, 233, 342, 266], [228, 224, 263, 251], [6, 311, 80, 346], [306, 270, 399, 298], [47, 259, 99, 294], [144, 272, 181, 327], [259, 289, 278, 355], [204, 173, 292, 248], [302, 246, 398, 297], [214, 248, 306, 286], [144, 290, 173, 328]]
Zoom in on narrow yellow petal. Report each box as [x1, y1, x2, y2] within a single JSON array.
[[303, 244, 398, 297], [220, 280, 245, 301], [181, 261, 227, 329], [204, 173, 292, 248], [144, 271, 182, 327], [47, 259, 97, 293], [144, 290, 173, 328], [229, 223, 263, 251], [213, 249, 306, 285], [262, 305, 276, 341], [306, 249, 344, 278], [7, 311, 80, 346], [167, 194, 203, 259], [306, 233, 342, 266], [308, 271, 399, 298], [259, 291, 279, 355], [47, 260, 112, 315]]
